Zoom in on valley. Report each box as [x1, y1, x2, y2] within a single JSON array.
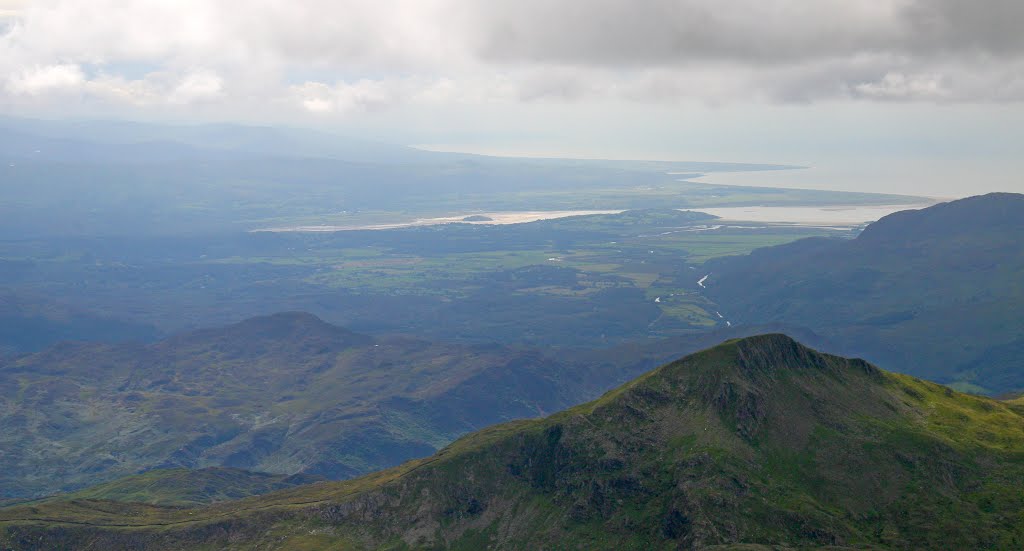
[[2, 2, 1021, 547], [1, 118, 1021, 550], [0, 208, 859, 354]]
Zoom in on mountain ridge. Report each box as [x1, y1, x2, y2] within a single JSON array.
[[702, 192, 1024, 393]]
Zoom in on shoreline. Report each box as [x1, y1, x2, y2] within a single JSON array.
[[254, 202, 934, 233]]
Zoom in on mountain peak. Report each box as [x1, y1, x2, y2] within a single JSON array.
[[655, 333, 878, 388], [179, 311, 368, 343], [731, 333, 876, 377], [230, 311, 338, 332], [592, 334, 888, 443]]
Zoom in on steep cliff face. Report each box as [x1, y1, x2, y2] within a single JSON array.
[[4, 335, 1024, 550]]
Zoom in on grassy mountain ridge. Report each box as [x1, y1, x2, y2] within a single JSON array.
[[3, 335, 1023, 549], [701, 192, 1024, 393]]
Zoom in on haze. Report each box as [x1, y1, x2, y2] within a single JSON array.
[[1, 0, 1021, 197]]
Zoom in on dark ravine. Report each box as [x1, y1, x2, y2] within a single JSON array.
[[3, 334, 1023, 550]]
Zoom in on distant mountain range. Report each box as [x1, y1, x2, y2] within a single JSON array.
[[0, 311, 825, 499], [702, 193, 1024, 394], [0, 116, 799, 171], [4, 335, 1023, 549]]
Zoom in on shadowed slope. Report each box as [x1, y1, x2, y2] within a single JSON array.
[[702, 193, 1024, 394]]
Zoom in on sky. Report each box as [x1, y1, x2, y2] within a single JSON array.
[[1, 0, 1021, 197]]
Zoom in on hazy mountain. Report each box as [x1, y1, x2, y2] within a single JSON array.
[[4, 335, 1023, 549], [0, 292, 159, 356], [0, 118, 440, 165], [701, 193, 1024, 394], [0, 311, 830, 500], [0, 312, 567, 498], [0, 117, 802, 171], [1, 117, 914, 239]]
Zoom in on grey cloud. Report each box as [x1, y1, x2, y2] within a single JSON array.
[[466, 0, 1024, 66], [903, 0, 1024, 55], [1, 0, 1021, 113], [455, 0, 1024, 104]]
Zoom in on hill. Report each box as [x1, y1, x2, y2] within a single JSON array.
[[0, 312, 568, 498], [701, 193, 1024, 394], [1, 310, 822, 499], [3, 335, 1023, 549]]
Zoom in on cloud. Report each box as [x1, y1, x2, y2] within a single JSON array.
[[902, 0, 1024, 56], [0, 0, 1021, 118], [464, 0, 1024, 66], [169, 71, 224, 103], [3, 64, 228, 107], [853, 72, 950, 101], [466, 1, 901, 66], [6, 63, 82, 95], [290, 80, 397, 114], [0, 0, 25, 19]]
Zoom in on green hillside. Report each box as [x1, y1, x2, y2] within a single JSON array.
[[701, 193, 1024, 394], [3, 335, 1023, 549]]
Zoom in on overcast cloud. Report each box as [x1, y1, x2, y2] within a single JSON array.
[[1, 0, 1022, 116]]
